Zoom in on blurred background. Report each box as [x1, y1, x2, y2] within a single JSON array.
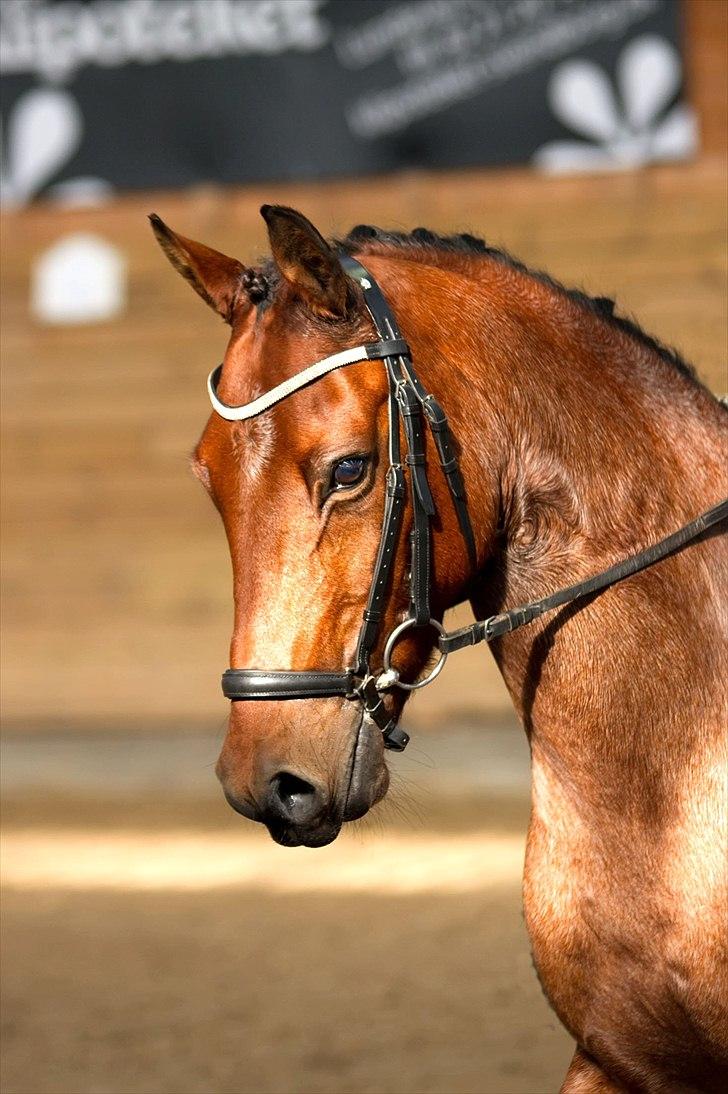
[[1, 2, 726, 1092]]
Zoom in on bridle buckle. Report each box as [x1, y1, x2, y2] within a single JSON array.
[[354, 674, 410, 752]]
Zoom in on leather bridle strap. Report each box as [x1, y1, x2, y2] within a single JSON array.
[[340, 254, 478, 571], [395, 363, 434, 625], [222, 669, 355, 700], [421, 393, 478, 570], [352, 460, 406, 675], [339, 255, 437, 677], [440, 497, 728, 653]]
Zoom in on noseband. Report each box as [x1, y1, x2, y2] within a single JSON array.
[[208, 255, 728, 752]]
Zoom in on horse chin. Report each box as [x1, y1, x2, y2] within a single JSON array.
[[267, 819, 342, 848]]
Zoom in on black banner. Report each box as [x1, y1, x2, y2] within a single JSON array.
[[0, 0, 694, 206]]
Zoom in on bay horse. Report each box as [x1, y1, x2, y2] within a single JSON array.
[[152, 206, 727, 1092]]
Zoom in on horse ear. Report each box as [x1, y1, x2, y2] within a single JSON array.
[[149, 214, 246, 323], [261, 205, 352, 318]]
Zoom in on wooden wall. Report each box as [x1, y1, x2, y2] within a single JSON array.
[[2, 1, 726, 731]]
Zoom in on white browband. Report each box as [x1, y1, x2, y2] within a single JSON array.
[[207, 338, 408, 421]]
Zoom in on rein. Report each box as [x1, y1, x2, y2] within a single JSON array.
[[208, 256, 728, 752]]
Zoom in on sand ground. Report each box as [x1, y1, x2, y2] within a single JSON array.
[[1, 727, 575, 1094]]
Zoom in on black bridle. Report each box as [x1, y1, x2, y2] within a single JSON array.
[[209, 256, 728, 752]]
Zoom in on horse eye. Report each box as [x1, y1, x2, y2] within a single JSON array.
[[331, 456, 367, 490]]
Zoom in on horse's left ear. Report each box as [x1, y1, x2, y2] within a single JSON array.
[[261, 205, 353, 318]]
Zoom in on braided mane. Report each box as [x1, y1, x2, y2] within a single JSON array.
[[338, 224, 698, 384]]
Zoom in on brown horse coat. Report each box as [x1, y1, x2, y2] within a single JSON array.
[[153, 208, 728, 1092]]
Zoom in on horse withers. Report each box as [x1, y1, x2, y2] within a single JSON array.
[[153, 206, 727, 1091]]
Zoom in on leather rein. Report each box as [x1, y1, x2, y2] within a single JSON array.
[[207, 255, 728, 752]]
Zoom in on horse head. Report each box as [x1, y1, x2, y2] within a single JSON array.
[[152, 206, 477, 846]]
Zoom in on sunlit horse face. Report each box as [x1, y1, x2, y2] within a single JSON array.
[[152, 206, 433, 846]]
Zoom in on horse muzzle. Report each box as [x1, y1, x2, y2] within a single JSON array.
[[216, 707, 390, 847]]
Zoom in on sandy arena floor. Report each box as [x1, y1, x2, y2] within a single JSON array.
[[1, 727, 575, 1094]]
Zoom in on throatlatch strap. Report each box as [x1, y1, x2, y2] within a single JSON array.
[[421, 395, 478, 570], [440, 497, 728, 654]]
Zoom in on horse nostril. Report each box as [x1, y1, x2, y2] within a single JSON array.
[[269, 771, 323, 826]]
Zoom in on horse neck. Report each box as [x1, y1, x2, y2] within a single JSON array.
[[372, 251, 727, 812]]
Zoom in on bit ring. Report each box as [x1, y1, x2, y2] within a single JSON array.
[[381, 617, 448, 691]]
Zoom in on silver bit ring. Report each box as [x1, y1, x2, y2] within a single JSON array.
[[381, 617, 448, 691]]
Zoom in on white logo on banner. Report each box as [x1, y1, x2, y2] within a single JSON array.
[[0, 0, 330, 206], [0, 87, 111, 207], [534, 35, 697, 173], [32, 233, 126, 325]]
